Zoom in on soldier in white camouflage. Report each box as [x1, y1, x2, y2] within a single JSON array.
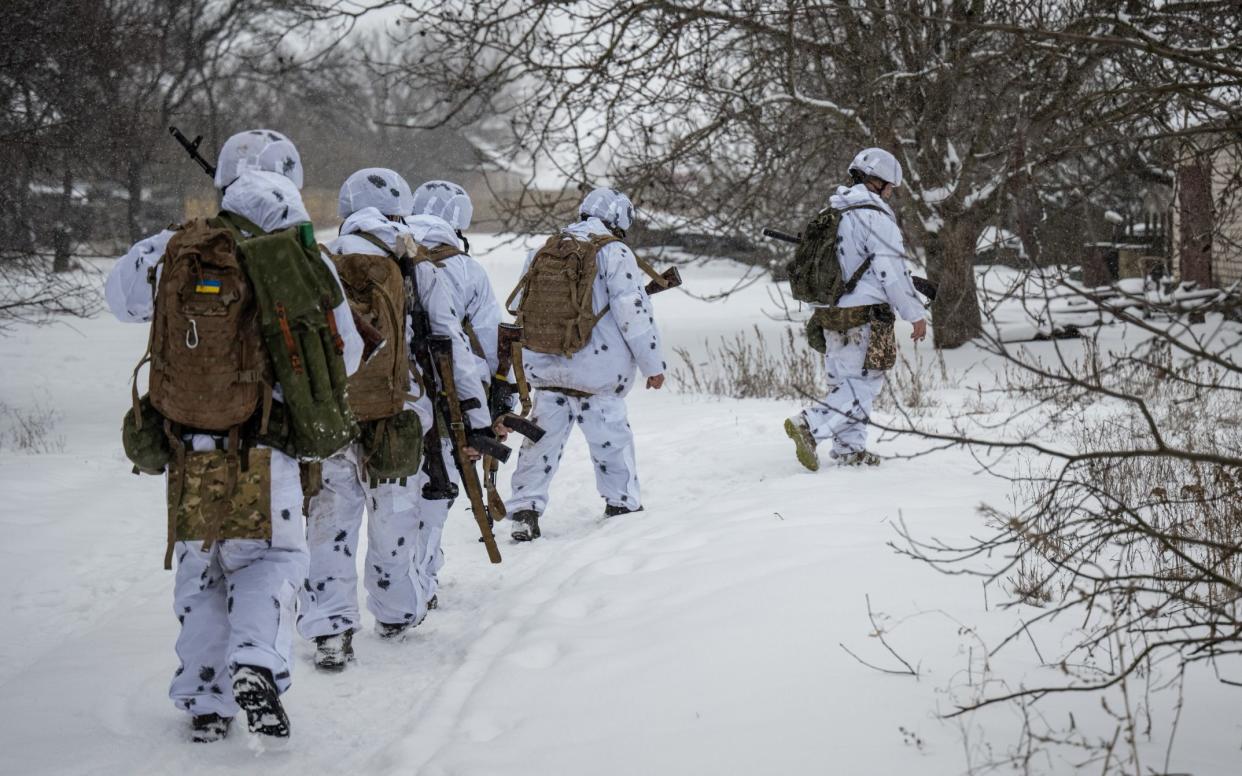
[[106, 130, 363, 743], [785, 148, 928, 471]]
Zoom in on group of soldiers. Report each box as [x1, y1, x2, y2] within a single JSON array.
[[105, 130, 924, 745], [105, 128, 671, 744]]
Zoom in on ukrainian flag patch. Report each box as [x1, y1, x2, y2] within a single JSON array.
[[195, 279, 222, 295]]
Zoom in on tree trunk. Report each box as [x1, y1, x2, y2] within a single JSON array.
[[926, 217, 983, 349], [11, 154, 36, 254], [126, 156, 145, 244], [1010, 134, 1042, 266], [52, 164, 74, 274]]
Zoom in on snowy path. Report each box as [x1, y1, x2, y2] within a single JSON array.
[[2, 238, 1237, 774], [0, 383, 997, 774]]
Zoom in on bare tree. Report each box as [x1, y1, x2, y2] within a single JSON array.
[[383, 0, 1241, 350], [0, 0, 350, 328]]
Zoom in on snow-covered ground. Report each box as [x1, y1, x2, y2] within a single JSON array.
[[1, 235, 1238, 775]]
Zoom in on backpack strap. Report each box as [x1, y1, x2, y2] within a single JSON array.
[[352, 230, 400, 260], [130, 259, 163, 430], [427, 244, 464, 265], [841, 256, 874, 299], [462, 317, 486, 360], [217, 211, 269, 239], [842, 203, 891, 219], [163, 418, 187, 570], [591, 236, 669, 323]]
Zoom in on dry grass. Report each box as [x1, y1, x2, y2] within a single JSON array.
[[1, 400, 66, 454], [671, 325, 820, 400]]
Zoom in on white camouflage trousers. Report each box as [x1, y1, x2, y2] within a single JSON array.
[[508, 390, 641, 517], [411, 440, 455, 605], [297, 446, 428, 639], [803, 323, 884, 456], [170, 444, 307, 718]]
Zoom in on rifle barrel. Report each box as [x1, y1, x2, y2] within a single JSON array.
[[168, 126, 216, 178], [762, 227, 801, 245]]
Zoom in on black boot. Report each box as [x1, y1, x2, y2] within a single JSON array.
[[190, 713, 233, 743], [231, 665, 290, 739], [604, 503, 644, 517], [313, 630, 354, 672], [376, 620, 411, 640], [510, 509, 541, 542]]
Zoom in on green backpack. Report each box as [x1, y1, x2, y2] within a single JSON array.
[[225, 213, 358, 460], [787, 204, 886, 305]]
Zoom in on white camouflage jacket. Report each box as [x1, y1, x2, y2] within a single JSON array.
[[405, 214, 502, 383], [825, 184, 926, 323]]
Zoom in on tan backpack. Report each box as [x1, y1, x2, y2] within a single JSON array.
[[141, 217, 270, 431], [506, 233, 621, 357], [330, 232, 412, 421]]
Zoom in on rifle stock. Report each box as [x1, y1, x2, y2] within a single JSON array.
[[644, 266, 682, 296]]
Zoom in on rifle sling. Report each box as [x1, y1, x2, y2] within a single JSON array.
[[836, 204, 891, 301]]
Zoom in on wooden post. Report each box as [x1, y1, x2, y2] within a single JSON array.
[[1082, 243, 1112, 287]]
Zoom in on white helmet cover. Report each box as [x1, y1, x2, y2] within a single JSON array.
[[338, 168, 415, 219], [578, 187, 635, 231], [410, 180, 473, 232], [848, 147, 903, 188], [214, 129, 304, 190]]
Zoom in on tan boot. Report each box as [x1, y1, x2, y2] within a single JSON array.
[[783, 415, 819, 471]]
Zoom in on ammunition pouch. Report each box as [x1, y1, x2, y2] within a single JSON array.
[[864, 315, 898, 371], [360, 410, 424, 486], [299, 460, 323, 517], [805, 318, 828, 354], [167, 447, 273, 549], [807, 304, 898, 371], [122, 394, 172, 475], [810, 304, 877, 334]]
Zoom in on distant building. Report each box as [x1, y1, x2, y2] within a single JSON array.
[[1173, 142, 1242, 288]]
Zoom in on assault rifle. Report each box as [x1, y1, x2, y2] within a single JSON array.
[[428, 335, 506, 564], [399, 241, 507, 563], [479, 323, 545, 519], [762, 227, 938, 301]]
